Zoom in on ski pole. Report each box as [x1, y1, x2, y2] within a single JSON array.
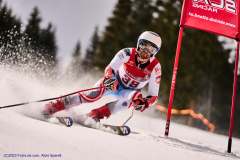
[[0, 86, 105, 109], [122, 108, 134, 126]]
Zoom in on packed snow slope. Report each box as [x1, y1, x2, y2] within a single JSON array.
[[0, 68, 240, 160]]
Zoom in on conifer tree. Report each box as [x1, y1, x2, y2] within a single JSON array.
[[93, 0, 132, 68], [39, 23, 57, 66], [0, 0, 22, 64], [68, 41, 82, 76], [127, 0, 155, 44], [151, 0, 185, 104], [82, 26, 99, 70], [24, 7, 41, 48], [24, 7, 57, 67]]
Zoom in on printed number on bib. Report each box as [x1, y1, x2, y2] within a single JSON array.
[[121, 74, 140, 88]]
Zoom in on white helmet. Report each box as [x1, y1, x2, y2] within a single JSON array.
[[137, 31, 162, 56]]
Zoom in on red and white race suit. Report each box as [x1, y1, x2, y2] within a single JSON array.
[[102, 47, 161, 113]]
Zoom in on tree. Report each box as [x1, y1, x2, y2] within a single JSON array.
[[127, 0, 156, 44], [39, 23, 57, 66], [67, 40, 82, 76], [24, 7, 57, 67], [24, 7, 41, 48], [82, 26, 100, 70], [93, 0, 133, 68], [94, 0, 158, 69], [0, 0, 22, 64], [151, 0, 182, 103]]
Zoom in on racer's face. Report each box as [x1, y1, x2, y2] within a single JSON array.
[[137, 43, 157, 64], [137, 50, 151, 64]]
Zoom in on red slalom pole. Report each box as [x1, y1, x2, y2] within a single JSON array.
[[165, 26, 184, 136], [227, 41, 240, 153]]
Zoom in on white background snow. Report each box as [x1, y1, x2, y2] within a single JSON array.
[[0, 68, 240, 160]]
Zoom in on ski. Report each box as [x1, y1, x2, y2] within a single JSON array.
[[54, 117, 74, 127], [51, 116, 130, 136], [22, 113, 74, 127], [92, 123, 131, 136]]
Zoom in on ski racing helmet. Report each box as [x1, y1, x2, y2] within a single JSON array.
[[136, 31, 162, 63]]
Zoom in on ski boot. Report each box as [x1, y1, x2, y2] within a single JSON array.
[[76, 105, 111, 127], [42, 99, 65, 119]]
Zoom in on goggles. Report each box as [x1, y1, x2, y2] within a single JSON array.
[[138, 42, 158, 57]]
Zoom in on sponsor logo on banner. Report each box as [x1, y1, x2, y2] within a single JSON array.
[[181, 0, 239, 38], [192, 0, 236, 14]]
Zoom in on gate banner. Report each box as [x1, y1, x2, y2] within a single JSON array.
[[180, 0, 239, 39]]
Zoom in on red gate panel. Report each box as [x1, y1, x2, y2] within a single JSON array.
[[180, 0, 240, 39]]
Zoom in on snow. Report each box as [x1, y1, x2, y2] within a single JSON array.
[[0, 68, 240, 160], [1, 109, 240, 160]]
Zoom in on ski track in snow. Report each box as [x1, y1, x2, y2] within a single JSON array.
[[0, 68, 240, 160]]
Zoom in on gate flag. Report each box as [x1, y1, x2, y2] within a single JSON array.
[[180, 0, 240, 39]]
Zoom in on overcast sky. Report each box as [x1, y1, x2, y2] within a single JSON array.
[[4, 0, 116, 59]]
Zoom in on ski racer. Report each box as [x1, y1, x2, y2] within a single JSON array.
[[42, 31, 162, 127]]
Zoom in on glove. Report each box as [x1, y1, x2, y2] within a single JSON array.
[[132, 93, 149, 112], [133, 98, 148, 112], [103, 77, 119, 91], [103, 67, 119, 91]]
